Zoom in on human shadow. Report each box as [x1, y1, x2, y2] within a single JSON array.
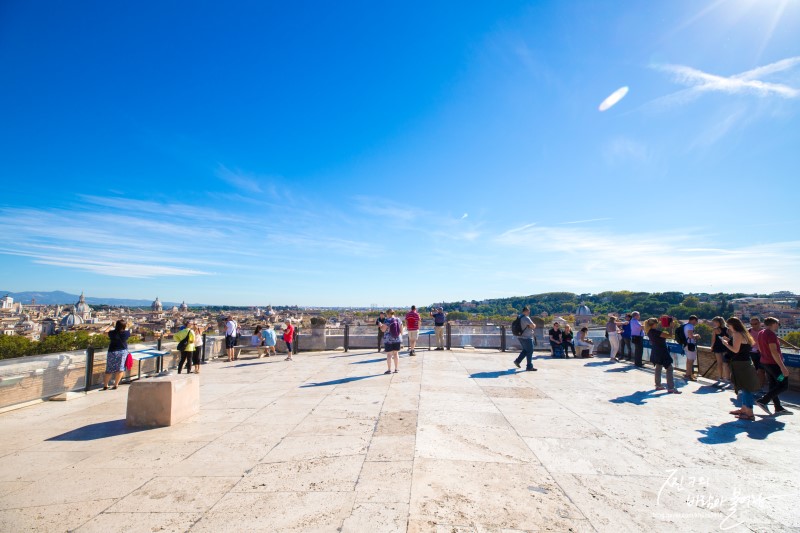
[[692, 384, 728, 394], [606, 365, 637, 373], [584, 361, 610, 367], [469, 369, 519, 379], [299, 375, 382, 388], [47, 419, 148, 441], [609, 390, 657, 405], [227, 361, 280, 368], [697, 418, 786, 444], [329, 352, 368, 358], [350, 358, 386, 365]]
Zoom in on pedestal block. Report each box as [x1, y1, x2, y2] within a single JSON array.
[[126, 374, 199, 427]]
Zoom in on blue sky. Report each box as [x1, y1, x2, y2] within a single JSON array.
[[1, 0, 799, 306]]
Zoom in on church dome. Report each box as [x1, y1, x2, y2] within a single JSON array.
[[152, 297, 163, 312], [576, 304, 592, 316], [75, 292, 91, 317], [179, 301, 188, 312], [60, 312, 84, 328]]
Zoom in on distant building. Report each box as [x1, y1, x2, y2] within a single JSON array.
[[1, 295, 13, 309], [75, 292, 92, 321], [575, 304, 592, 326], [151, 297, 164, 319]]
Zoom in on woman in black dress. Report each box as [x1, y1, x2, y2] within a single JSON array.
[[720, 317, 759, 421], [103, 320, 130, 390]]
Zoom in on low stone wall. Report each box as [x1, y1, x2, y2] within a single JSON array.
[[696, 346, 800, 392]]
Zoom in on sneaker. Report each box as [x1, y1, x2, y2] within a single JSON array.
[[526, 367, 537, 372], [513, 360, 521, 369], [384, 370, 392, 375], [410, 350, 416, 357], [667, 389, 682, 394], [774, 408, 793, 416], [755, 401, 771, 415]]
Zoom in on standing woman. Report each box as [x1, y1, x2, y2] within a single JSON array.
[[192, 323, 203, 373], [606, 315, 623, 362], [263, 324, 277, 357], [283, 319, 295, 361], [103, 320, 130, 390], [562, 324, 576, 358], [644, 318, 681, 394], [720, 317, 759, 421], [710, 316, 731, 387]]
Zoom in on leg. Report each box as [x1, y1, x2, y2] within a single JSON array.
[[113, 371, 123, 387], [386, 350, 392, 371], [740, 390, 755, 417], [633, 337, 643, 366], [609, 334, 619, 360], [392, 351, 399, 371], [714, 353, 724, 380], [758, 364, 786, 411], [655, 364, 663, 388], [666, 365, 675, 390], [192, 351, 200, 373]]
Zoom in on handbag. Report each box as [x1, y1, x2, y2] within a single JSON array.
[[125, 352, 133, 371]]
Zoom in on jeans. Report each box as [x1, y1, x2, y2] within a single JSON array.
[[514, 337, 534, 370], [178, 350, 194, 373], [562, 341, 576, 356], [736, 390, 755, 409], [621, 337, 632, 359], [758, 363, 788, 410], [655, 363, 674, 389], [632, 336, 644, 366], [377, 330, 384, 351]]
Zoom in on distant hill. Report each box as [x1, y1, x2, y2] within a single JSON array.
[[0, 290, 196, 308]]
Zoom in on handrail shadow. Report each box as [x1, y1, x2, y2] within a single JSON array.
[[697, 418, 785, 444], [47, 419, 148, 441], [300, 374, 382, 387], [350, 358, 386, 365]]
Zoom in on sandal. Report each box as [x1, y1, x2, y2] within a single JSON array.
[[736, 413, 755, 421], [655, 386, 666, 391], [100, 386, 108, 391], [729, 409, 744, 415], [384, 370, 392, 375], [393, 369, 399, 373]]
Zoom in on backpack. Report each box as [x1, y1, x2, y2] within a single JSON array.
[[388, 318, 402, 338], [674, 322, 687, 346], [177, 329, 192, 351], [511, 315, 524, 337]]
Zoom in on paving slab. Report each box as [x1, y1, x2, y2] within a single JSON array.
[[0, 347, 797, 532]]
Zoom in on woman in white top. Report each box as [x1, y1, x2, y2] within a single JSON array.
[[192, 324, 204, 374], [575, 327, 594, 358]]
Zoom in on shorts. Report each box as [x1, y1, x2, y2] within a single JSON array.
[[408, 330, 419, 341], [685, 344, 697, 361], [225, 335, 236, 349], [384, 342, 401, 352]]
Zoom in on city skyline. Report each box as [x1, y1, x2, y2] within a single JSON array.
[[1, 1, 799, 306]]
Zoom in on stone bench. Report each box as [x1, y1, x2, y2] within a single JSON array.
[[126, 374, 199, 427], [233, 345, 264, 359]]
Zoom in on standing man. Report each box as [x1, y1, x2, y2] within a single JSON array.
[[682, 315, 700, 381], [755, 317, 792, 416], [513, 307, 537, 372], [630, 311, 645, 367], [431, 307, 446, 350], [620, 314, 633, 361], [283, 319, 295, 361], [404, 305, 421, 356], [225, 315, 237, 362], [376, 312, 386, 353]]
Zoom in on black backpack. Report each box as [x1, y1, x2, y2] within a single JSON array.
[[511, 315, 524, 337], [674, 322, 687, 346], [177, 329, 192, 351]]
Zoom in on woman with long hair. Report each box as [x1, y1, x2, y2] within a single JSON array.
[[644, 318, 681, 394], [710, 316, 731, 387], [562, 324, 576, 358], [103, 320, 130, 390], [720, 317, 759, 421]]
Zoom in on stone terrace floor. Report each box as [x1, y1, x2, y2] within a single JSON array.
[[0, 348, 798, 533]]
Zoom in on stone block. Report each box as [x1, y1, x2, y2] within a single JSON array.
[[126, 374, 199, 427]]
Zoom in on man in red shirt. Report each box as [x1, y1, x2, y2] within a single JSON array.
[[755, 317, 792, 416], [404, 305, 421, 356]]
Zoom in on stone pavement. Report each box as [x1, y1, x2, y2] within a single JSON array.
[[0, 348, 798, 532]]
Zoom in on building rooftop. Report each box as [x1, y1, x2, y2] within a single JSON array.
[[0, 348, 797, 532]]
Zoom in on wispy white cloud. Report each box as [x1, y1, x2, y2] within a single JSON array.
[[651, 56, 800, 106]]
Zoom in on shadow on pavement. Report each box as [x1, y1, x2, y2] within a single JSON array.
[[584, 361, 612, 367], [47, 419, 148, 441], [609, 390, 657, 405], [300, 375, 383, 387], [606, 366, 637, 373], [350, 358, 386, 365], [697, 418, 786, 444], [227, 361, 280, 368], [469, 369, 519, 379]]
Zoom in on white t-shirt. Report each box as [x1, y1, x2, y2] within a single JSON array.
[[684, 323, 695, 344], [225, 320, 236, 336]]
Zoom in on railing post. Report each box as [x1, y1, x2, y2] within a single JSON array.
[[446, 323, 451, 350], [157, 337, 162, 351], [501, 326, 506, 352], [344, 324, 349, 352], [84, 346, 95, 392], [202, 333, 207, 363], [293, 328, 298, 354]]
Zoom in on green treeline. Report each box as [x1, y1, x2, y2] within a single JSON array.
[[0, 331, 142, 360], [434, 291, 748, 322]]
